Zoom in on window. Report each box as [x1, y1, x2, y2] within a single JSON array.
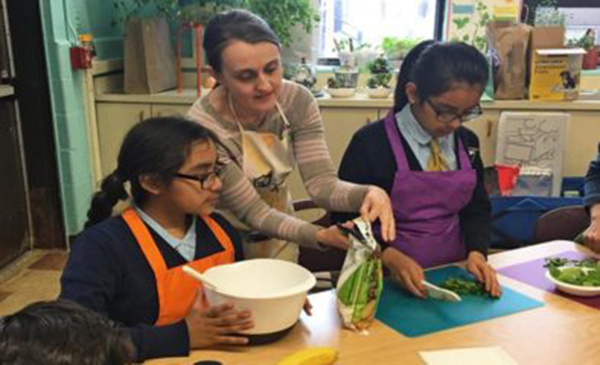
[[317, 0, 441, 58], [557, 8, 600, 44]]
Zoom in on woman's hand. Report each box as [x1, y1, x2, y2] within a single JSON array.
[[382, 248, 426, 298], [584, 204, 600, 254], [186, 291, 254, 349], [466, 251, 502, 297], [360, 186, 395, 242], [316, 224, 350, 250]]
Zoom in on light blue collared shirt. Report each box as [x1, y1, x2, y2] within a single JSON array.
[[395, 104, 457, 171], [134, 206, 197, 262]]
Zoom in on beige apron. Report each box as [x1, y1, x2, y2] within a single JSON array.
[[223, 93, 298, 262]]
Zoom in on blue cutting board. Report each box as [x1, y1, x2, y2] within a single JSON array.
[[375, 266, 544, 337]]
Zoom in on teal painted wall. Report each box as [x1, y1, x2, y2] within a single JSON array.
[[39, 0, 127, 235]]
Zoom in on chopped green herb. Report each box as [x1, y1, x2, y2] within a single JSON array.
[[439, 276, 488, 297]]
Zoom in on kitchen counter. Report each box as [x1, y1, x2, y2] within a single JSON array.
[[95, 88, 600, 111]]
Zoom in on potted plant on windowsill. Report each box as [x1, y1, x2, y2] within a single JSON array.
[[381, 36, 420, 70], [568, 29, 597, 70], [365, 55, 393, 99], [325, 64, 358, 98]]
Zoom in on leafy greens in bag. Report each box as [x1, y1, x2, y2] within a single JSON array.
[[336, 218, 383, 333]]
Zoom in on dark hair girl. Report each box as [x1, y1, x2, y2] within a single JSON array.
[[0, 299, 133, 365], [394, 40, 489, 112], [62, 115, 252, 361], [85, 116, 218, 228], [335, 40, 501, 300]]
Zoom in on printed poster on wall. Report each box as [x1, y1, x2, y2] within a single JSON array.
[[444, 0, 523, 52]]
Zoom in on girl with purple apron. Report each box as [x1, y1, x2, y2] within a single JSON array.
[[383, 110, 476, 268], [337, 40, 501, 298]]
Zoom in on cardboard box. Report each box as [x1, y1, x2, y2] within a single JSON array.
[[530, 26, 565, 50], [529, 48, 586, 101]]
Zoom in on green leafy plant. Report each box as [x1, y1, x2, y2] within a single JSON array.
[[112, 0, 245, 24], [327, 76, 342, 89], [544, 257, 600, 287], [366, 56, 392, 89], [381, 36, 421, 60], [367, 56, 390, 74], [567, 29, 596, 51], [243, 0, 319, 47], [112, 0, 319, 47], [333, 37, 371, 53], [525, 0, 566, 26]]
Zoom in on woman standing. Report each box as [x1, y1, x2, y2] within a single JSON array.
[[187, 10, 394, 261], [333, 41, 501, 298]]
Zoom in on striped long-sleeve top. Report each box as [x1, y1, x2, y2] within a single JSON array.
[[187, 81, 369, 248]]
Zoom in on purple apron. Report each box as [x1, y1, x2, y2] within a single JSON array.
[[383, 110, 476, 268]]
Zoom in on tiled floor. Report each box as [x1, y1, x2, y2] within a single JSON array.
[[0, 249, 67, 316]]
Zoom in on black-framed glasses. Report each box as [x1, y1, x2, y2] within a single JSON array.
[[174, 166, 222, 189], [426, 99, 483, 124]]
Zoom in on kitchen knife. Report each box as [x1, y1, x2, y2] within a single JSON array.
[[422, 280, 462, 302]]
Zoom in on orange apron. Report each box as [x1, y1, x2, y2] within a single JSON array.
[[122, 208, 235, 326]]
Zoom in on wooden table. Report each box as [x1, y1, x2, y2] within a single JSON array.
[[148, 241, 600, 365]]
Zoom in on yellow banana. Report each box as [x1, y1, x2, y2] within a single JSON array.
[[277, 347, 338, 365]]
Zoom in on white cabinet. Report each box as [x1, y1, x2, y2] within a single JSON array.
[[151, 103, 191, 118], [464, 110, 501, 167], [287, 107, 378, 200], [564, 111, 600, 176], [94, 96, 600, 199], [96, 102, 150, 177], [96, 103, 192, 179], [321, 107, 379, 168]]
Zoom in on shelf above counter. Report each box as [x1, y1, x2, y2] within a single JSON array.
[[96, 87, 600, 111]]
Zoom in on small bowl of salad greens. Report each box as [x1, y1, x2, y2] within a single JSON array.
[[545, 257, 600, 297]]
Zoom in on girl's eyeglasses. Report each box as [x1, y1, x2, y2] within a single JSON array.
[[174, 166, 222, 189], [426, 99, 483, 124]]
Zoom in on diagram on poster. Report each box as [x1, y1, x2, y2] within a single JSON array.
[[495, 112, 569, 196]]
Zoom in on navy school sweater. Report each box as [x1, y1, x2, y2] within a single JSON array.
[[60, 213, 243, 361]]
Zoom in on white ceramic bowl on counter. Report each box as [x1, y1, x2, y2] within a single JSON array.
[[545, 270, 600, 297], [325, 87, 356, 98], [366, 87, 392, 99], [202, 259, 316, 342]]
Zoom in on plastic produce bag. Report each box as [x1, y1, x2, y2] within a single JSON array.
[[336, 217, 383, 333], [512, 166, 553, 197]]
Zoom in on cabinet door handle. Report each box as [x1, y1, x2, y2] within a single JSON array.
[[486, 119, 492, 138], [138, 110, 145, 122]]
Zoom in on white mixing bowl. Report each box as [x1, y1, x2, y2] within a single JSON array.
[[202, 259, 316, 339]]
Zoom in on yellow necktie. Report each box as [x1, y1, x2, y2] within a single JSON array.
[[427, 138, 449, 171]]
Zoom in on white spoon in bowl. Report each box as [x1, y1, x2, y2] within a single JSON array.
[[182, 265, 218, 291]]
